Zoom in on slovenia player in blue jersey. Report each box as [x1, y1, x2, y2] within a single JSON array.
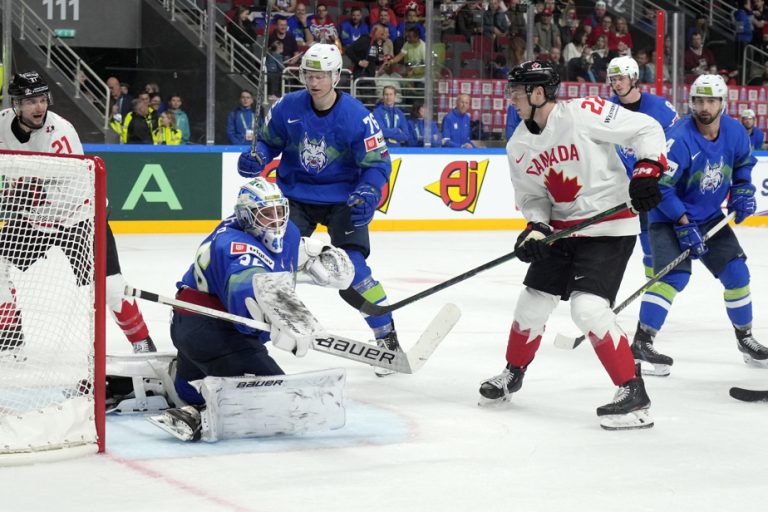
[[632, 74, 767, 376], [237, 44, 401, 376], [606, 56, 679, 281], [155, 178, 354, 440], [740, 109, 765, 151]]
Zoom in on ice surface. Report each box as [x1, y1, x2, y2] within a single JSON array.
[[3, 228, 768, 512]]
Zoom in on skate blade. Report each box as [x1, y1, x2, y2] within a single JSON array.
[[742, 354, 768, 369], [635, 359, 671, 377], [374, 366, 397, 377], [477, 394, 513, 407], [147, 414, 195, 442], [599, 409, 654, 431]]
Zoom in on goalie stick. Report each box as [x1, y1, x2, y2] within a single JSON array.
[[339, 201, 633, 316], [553, 212, 736, 350], [729, 387, 768, 402], [125, 286, 460, 374]]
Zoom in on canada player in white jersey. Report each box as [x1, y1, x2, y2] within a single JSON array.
[[0, 71, 156, 356], [479, 61, 668, 430]]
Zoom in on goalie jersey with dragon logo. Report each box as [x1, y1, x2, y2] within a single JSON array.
[[177, 217, 301, 337], [255, 90, 391, 205], [649, 114, 756, 225], [506, 97, 667, 237]]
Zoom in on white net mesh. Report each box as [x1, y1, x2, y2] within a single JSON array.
[[0, 151, 101, 459]]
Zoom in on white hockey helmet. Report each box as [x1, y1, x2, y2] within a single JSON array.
[[741, 108, 756, 119], [606, 56, 639, 82], [235, 178, 290, 253], [300, 43, 343, 88], [689, 74, 728, 116]]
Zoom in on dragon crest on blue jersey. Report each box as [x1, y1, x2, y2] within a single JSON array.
[[301, 133, 328, 174]]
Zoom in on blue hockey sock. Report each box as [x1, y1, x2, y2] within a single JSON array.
[[638, 271, 689, 333], [719, 258, 752, 328], [346, 249, 395, 338]]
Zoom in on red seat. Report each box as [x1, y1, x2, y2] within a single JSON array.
[[458, 68, 481, 78], [471, 36, 493, 55]]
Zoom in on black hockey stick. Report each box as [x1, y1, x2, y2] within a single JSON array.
[[125, 286, 460, 374], [554, 212, 736, 350], [339, 201, 632, 316], [250, 0, 273, 157], [729, 387, 768, 402]]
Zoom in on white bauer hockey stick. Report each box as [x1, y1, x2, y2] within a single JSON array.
[[125, 286, 460, 374], [553, 212, 736, 350]]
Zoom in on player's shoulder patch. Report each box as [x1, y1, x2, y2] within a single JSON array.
[[230, 241, 275, 269], [364, 131, 386, 152]]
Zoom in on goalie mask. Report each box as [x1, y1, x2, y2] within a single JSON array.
[[235, 178, 290, 253]]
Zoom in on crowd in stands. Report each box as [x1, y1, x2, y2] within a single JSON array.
[[102, 0, 768, 144]]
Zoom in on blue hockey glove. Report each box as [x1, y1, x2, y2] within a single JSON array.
[[346, 184, 381, 227], [629, 159, 664, 212], [237, 149, 268, 178], [674, 222, 708, 258], [515, 222, 553, 263], [727, 182, 756, 224]]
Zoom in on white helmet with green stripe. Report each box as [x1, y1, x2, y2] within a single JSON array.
[[300, 43, 343, 88], [689, 74, 728, 117]]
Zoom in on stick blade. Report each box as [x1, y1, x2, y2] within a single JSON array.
[[338, 288, 391, 316], [405, 303, 461, 373], [729, 387, 768, 402], [553, 332, 584, 350]]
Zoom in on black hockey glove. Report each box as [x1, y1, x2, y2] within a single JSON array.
[[629, 159, 664, 212], [515, 222, 553, 263]]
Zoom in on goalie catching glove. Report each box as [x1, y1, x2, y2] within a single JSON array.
[[246, 272, 326, 357], [515, 222, 553, 263], [297, 237, 354, 289], [629, 159, 664, 212]]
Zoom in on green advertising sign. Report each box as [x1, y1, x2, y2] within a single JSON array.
[[90, 152, 222, 221]]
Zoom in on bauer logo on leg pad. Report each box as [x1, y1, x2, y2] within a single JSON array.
[[236, 379, 284, 388]]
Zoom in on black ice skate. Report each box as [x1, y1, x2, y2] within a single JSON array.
[[478, 364, 526, 405], [148, 405, 203, 442], [374, 330, 402, 377], [631, 324, 672, 377], [597, 375, 654, 431], [736, 327, 768, 368]]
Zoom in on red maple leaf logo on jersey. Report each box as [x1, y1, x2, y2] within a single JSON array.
[[544, 168, 581, 203]]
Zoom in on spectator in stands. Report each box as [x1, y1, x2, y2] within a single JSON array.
[[269, 15, 301, 63], [370, 0, 399, 27], [483, 0, 509, 38], [735, 1, 754, 65], [398, 7, 426, 41], [563, 27, 587, 64], [684, 32, 717, 79], [377, 9, 401, 43], [340, 6, 370, 47], [408, 103, 441, 147], [686, 13, 710, 47], [635, 49, 655, 83], [508, 35, 527, 67], [228, 6, 259, 49], [125, 98, 153, 144], [741, 109, 766, 150], [149, 93, 164, 115], [583, 0, 607, 30], [153, 111, 183, 145], [442, 93, 475, 148], [534, 8, 561, 53], [266, 40, 286, 98], [308, 3, 340, 48], [752, 0, 766, 46], [287, 2, 313, 47], [456, 1, 485, 43], [506, 0, 527, 39], [347, 24, 394, 79], [374, 85, 410, 147], [390, 27, 426, 79], [588, 13, 612, 46], [394, 0, 425, 18], [226, 89, 257, 145], [107, 76, 133, 120], [274, 0, 297, 14], [167, 94, 190, 144], [547, 47, 567, 78], [589, 35, 610, 82], [559, 5, 580, 47], [609, 16, 633, 57], [374, 63, 403, 100], [489, 53, 510, 79]]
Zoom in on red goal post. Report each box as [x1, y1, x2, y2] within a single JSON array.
[[0, 149, 106, 465]]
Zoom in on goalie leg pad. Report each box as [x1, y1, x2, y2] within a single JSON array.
[[106, 352, 178, 412], [195, 369, 346, 442]]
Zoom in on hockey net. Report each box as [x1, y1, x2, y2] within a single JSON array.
[[0, 150, 106, 465]]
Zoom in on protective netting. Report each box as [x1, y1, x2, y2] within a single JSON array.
[[0, 151, 99, 458]]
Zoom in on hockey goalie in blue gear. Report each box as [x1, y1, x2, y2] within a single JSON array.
[[149, 178, 353, 441], [237, 43, 402, 377], [633, 74, 766, 376], [606, 56, 679, 282]]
